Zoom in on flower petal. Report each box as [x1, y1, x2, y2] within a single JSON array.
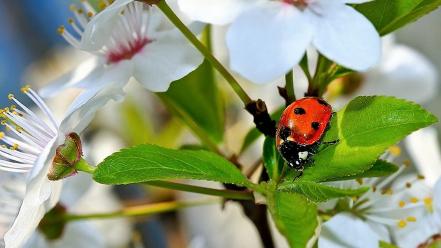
[[360, 44, 438, 103], [405, 128, 441, 187], [59, 60, 132, 133], [39, 58, 102, 97], [319, 213, 386, 248], [226, 2, 313, 84], [132, 34, 203, 92], [310, 3, 381, 71], [434, 179, 441, 215], [177, 0, 257, 25], [80, 0, 134, 51], [4, 138, 60, 248]]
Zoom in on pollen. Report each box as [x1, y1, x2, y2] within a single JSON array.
[[417, 175, 425, 180], [87, 11, 94, 17], [11, 144, 18, 150], [57, 26, 65, 35], [69, 4, 77, 11], [381, 188, 393, 195], [20, 85, 31, 93], [7, 94, 14, 100], [68, 18, 74, 24], [406, 216, 417, 222], [397, 220, 407, 228], [0, 132, 4, 139], [403, 160, 411, 167], [410, 197, 419, 203], [399, 201, 406, 208], [388, 145, 401, 156], [424, 197, 433, 212], [406, 182, 412, 188]]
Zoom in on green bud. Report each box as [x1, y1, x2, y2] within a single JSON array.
[[38, 204, 67, 240], [47, 133, 83, 181]]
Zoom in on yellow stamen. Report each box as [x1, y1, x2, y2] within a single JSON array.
[[417, 175, 425, 180], [69, 4, 77, 11], [0, 132, 4, 139], [68, 18, 74, 24], [87, 11, 94, 17], [399, 201, 406, 208], [7, 94, 14, 100], [403, 160, 411, 167], [410, 197, 419, 203], [382, 188, 393, 195], [11, 144, 18, 150], [424, 197, 433, 212], [406, 216, 417, 222], [388, 145, 401, 156], [20, 85, 30, 93], [57, 26, 65, 35], [397, 220, 407, 228]]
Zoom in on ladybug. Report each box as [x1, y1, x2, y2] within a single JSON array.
[[276, 97, 334, 171]]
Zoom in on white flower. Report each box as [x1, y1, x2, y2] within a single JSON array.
[[24, 174, 106, 248], [389, 178, 440, 248], [328, 36, 438, 108], [405, 127, 441, 187], [178, 0, 381, 84], [0, 86, 107, 248], [41, 0, 203, 105], [350, 37, 437, 103], [0, 173, 26, 247], [319, 149, 431, 247], [0, 172, 105, 248], [389, 127, 441, 247]]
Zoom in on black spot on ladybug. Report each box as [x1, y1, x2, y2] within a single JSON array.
[[294, 107, 306, 115], [278, 126, 291, 140], [317, 99, 329, 106], [311, 122, 320, 130]]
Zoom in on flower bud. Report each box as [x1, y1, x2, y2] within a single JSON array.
[[38, 204, 67, 240], [48, 133, 83, 181]]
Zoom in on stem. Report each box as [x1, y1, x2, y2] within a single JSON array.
[[156, 0, 252, 105], [64, 199, 217, 222], [155, 0, 276, 137], [145, 180, 254, 201], [75, 158, 96, 174], [278, 70, 296, 106]]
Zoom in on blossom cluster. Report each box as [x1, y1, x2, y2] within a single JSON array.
[[0, 0, 439, 247]]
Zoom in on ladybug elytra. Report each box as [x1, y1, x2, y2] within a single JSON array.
[[276, 97, 333, 170]]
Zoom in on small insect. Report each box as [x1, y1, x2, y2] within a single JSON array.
[[276, 97, 335, 171]]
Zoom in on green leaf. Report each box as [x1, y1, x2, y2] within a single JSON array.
[[278, 181, 369, 202], [268, 192, 318, 248], [429, 240, 441, 248], [355, 0, 441, 35], [301, 96, 437, 182], [94, 144, 251, 187], [332, 159, 399, 181], [379, 241, 399, 248], [263, 137, 285, 181], [158, 60, 224, 144], [241, 107, 284, 152]]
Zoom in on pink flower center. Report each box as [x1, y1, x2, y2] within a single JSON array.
[[283, 0, 308, 9], [106, 37, 152, 64]]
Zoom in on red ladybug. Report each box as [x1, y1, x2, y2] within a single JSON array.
[[276, 97, 333, 170]]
